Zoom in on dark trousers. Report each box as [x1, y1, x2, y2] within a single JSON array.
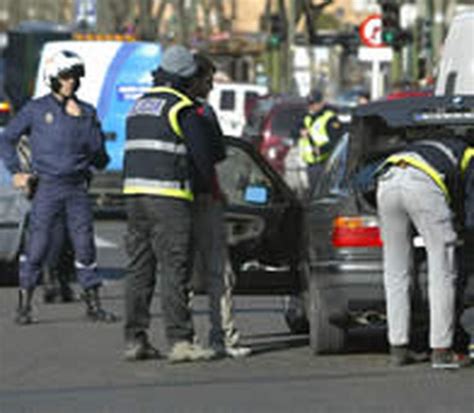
[[19, 179, 99, 290], [124, 196, 194, 345]]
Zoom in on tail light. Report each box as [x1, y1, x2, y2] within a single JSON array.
[[0, 102, 11, 114], [332, 216, 383, 248]]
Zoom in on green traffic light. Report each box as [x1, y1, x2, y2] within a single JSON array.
[[382, 31, 395, 44]]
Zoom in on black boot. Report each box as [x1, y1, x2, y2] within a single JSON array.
[[16, 288, 35, 325], [82, 286, 118, 323]]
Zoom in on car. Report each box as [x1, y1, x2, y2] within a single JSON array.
[[242, 96, 307, 174], [219, 95, 474, 354], [208, 82, 268, 138]]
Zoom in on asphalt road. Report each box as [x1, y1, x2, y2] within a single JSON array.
[[1, 220, 473, 413]]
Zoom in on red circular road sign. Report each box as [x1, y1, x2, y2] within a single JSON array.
[[359, 14, 384, 48]]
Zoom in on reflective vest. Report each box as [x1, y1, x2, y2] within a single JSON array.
[[122, 86, 194, 201], [299, 109, 336, 165], [383, 138, 474, 209]]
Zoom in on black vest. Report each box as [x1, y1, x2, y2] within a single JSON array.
[[122, 86, 195, 201]]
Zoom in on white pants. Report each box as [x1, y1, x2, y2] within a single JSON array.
[[377, 165, 458, 349], [193, 194, 239, 347]]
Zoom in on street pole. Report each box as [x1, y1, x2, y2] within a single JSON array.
[[432, 0, 444, 66], [286, 0, 296, 94]]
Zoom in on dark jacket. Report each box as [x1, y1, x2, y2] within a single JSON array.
[[0, 94, 109, 180]]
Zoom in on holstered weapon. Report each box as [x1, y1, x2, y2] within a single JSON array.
[[25, 175, 39, 200]]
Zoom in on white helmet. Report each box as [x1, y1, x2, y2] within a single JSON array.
[[43, 50, 85, 88]]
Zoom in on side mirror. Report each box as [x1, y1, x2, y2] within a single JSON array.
[[244, 184, 269, 205]]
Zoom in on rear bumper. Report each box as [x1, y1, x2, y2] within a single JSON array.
[[311, 260, 474, 310]]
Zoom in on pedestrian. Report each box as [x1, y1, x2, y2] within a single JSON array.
[[0, 50, 116, 325], [297, 88, 343, 191], [187, 52, 251, 358], [122, 45, 216, 363], [376, 136, 474, 368]]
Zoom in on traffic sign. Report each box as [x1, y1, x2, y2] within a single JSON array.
[[359, 15, 384, 48]]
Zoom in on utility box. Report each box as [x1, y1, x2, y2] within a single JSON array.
[[4, 21, 71, 112]]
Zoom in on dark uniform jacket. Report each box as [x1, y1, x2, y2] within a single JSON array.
[[0, 94, 109, 179]]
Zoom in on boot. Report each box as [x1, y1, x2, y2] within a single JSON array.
[[82, 286, 118, 323], [15, 288, 35, 325]]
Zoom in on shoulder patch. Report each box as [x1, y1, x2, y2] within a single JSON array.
[[332, 121, 341, 129]]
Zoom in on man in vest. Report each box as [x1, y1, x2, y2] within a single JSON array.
[[298, 88, 343, 191], [122, 45, 216, 363], [376, 137, 474, 369]]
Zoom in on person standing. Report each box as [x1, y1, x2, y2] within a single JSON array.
[[122, 45, 215, 363], [297, 89, 343, 191], [0, 50, 116, 324], [376, 137, 474, 368], [187, 53, 251, 358]]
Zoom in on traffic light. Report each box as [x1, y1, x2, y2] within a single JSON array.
[[380, 1, 400, 46], [269, 13, 287, 45]]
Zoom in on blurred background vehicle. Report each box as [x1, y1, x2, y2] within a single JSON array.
[[208, 82, 268, 138]]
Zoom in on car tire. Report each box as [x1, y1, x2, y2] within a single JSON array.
[[308, 274, 346, 354], [283, 294, 310, 334]]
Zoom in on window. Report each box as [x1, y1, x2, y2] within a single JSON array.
[[220, 90, 235, 111], [217, 145, 273, 206], [313, 133, 349, 197]]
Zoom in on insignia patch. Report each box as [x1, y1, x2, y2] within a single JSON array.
[[332, 121, 341, 129], [44, 112, 54, 124]]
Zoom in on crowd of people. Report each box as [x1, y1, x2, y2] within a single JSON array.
[[0, 43, 472, 368]]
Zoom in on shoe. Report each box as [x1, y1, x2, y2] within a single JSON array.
[[390, 345, 428, 367], [82, 286, 118, 323], [431, 348, 471, 369], [15, 289, 35, 325], [213, 343, 252, 359], [124, 333, 161, 361], [168, 341, 216, 363]]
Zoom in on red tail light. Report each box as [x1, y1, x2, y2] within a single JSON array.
[[332, 216, 383, 248]]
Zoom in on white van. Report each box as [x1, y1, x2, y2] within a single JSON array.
[[435, 11, 474, 95], [208, 82, 268, 137]]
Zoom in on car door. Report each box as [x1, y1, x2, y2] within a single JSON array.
[[0, 160, 29, 264], [217, 138, 303, 294]]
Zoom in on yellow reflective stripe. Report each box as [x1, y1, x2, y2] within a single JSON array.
[[123, 186, 194, 201], [386, 154, 450, 201], [461, 147, 474, 174], [148, 86, 194, 139]]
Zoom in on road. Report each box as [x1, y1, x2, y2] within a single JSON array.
[[1, 220, 473, 413]]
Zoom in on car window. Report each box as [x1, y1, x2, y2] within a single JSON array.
[[217, 145, 274, 206], [220, 90, 235, 111], [271, 106, 306, 140], [313, 133, 349, 197]]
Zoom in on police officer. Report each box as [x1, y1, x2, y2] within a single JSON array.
[[298, 89, 343, 190], [187, 52, 251, 358], [376, 137, 474, 369], [123, 45, 215, 363], [0, 50, 116, 325]]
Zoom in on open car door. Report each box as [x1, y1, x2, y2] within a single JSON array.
[[212, 138, 303, 295]]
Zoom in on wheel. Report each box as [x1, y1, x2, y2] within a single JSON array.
[[308, 273, 346, 354], [283, 294, 309, 334]]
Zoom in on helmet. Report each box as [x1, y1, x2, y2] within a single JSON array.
[[307, 88, 324, 104], [43, 50, 85, 89]]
